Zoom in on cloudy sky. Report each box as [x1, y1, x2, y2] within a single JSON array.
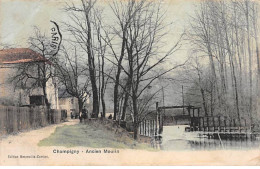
[[0, 0, 195, 49], [0, 0, 198, 107]]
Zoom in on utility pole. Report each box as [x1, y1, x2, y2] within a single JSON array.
[[182, 85, 184, 115], [162, 86, 165, 109], [162, 86, 165, 133], [162, 86, 165, 115]]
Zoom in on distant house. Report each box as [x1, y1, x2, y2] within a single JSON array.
[[0, 48, 59, 109], [58, 89, 91, 118], [58, 90, 79, 117]]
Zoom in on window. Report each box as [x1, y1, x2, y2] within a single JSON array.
[[30, 95, 45, 106]]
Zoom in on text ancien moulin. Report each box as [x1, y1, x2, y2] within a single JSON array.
[[85, 149, 120, 154]]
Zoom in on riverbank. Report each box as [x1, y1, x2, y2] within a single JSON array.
[[1, 119, 260, 165], [38, 119, 153, 150]]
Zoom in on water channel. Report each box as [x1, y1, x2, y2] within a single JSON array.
[[158, 125, 260, 151]]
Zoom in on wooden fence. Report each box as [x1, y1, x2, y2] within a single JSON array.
[[189, 116, 251, 132], [0, 106, 63, 136], [139, 120, 157, 137]]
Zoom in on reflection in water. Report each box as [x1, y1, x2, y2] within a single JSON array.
[[158, 125, 260, 151]]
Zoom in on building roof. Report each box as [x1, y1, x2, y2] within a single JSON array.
[[0, 48, 48, 64], [58, 88, 73, 98]]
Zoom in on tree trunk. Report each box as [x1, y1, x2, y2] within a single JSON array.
[[113, 33, 126, 120], [101, 88, 106, 118], [121, 77, 131, 121], [253, 4, 260, 120], [42, 63, 50, 110], [256, 45, 260, 120], [91, 82, 99, 118], [222, 9, 241, 125], [132, 94, 138, 140], [43, 81, 50, 109], [84, 3, 99, 118], [246, 1, 253, 124], [78, 98, 83, 115], [113, 74, 120, 120], [200, 88, 208, 116], [121, 93, 129, 121]]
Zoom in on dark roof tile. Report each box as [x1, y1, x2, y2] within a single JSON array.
[[0, 48, 48, 64]]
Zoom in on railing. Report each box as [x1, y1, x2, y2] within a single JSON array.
[[188, 116, 259, 140], [139, 120, 157, 137]]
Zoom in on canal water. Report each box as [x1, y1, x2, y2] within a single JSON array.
[[159, 125, 260, 151]]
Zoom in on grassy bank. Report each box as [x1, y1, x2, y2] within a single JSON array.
[[38, 120, 154, 150]]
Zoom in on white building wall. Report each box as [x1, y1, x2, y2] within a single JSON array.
[[0, 63, 59, 108]]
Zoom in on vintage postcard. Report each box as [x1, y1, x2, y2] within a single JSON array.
[[1, 0, 260, 166]]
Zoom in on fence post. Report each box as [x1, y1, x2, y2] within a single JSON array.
[[155, 102, 158, 136], [7, 107, 12, 133], [218, 116, 221, 132], [13, 107, 18, 133], [203, 117, 205, 131], [144, 120, 147, 136], [224, 117, 227, 132], [0, 106, 4, 135], [139, 121, 142, 135], [148, 120, 150, 136], [213, 117, 215, 132], [150, 120, 152, 136]]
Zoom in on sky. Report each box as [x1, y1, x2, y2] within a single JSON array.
[[0, 0, 196, 50], [0, 0, 198, 108]]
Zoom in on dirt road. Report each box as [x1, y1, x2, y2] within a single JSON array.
[[1, 119, 260, 165], [0, 119, 78, 165]]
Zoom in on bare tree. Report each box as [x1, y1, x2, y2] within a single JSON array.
[[92, 8, 112, 118], [100, 0, 140, 120], [54, 44, 91, 115], [64, 0, 100, 118], [10, 27, 57, 109], [251, 2, 260, 119], [186, 0, 260, 127], [105, 0, 185, 139]]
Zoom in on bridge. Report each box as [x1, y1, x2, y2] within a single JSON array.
[[138, 102, 260, 140], [138, 102, 200, 137], [156, 103, 201, 133]]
